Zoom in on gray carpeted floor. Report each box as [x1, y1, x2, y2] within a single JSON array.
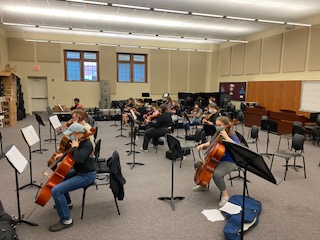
[[0, 114, 319, 240]]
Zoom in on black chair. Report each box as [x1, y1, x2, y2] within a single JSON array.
[[81, 151, 125, 219], [94, 125, 99, 142], [235, 110, 245, 135], [180, 128, 202, 164], [304, 114, 320, 140], [277, 122, 304, 150], [247, 125, 259, 152], [270, 134, 306, 180]]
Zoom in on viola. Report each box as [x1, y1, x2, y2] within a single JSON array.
[[194, 120, 238, 187], [35, 128, 96, 207]]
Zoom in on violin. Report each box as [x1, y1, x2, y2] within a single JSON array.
[[194, 120, 237, 187], [35, 128, 96, 207]]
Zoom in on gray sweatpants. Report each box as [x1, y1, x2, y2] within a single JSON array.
[[194, 161, 237, 191]]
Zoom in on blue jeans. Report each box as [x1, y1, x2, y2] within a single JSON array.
[[51, 169, 96, 222]]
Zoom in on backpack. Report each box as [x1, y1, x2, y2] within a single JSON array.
[[0, 202, 18, 240], [223, 195, 262, 240]]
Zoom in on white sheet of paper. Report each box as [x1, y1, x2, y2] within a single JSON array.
[[49, 115, 62, 129], [21, 125, 39, 147], [5, 145, 29, 174], [202, 209, 225, 222], [219, 202, 242, 215]]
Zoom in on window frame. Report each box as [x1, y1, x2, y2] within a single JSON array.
[[117, 53, 148, 83], [64, 50, 100, 82]]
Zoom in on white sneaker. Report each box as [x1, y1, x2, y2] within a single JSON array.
[[192, 185, 208, 192], [218, 196, 229, 208], [140, 147, 148, 152]]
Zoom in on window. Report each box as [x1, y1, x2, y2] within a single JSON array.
[[64, 50, 99, 81], [117, 53, 147, 83]]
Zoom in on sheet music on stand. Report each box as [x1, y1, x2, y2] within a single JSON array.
[[130, 109, 137, 121], [49, 115, 62, 130], [5, 145, 29, 174], [21, 125, 40, 147], [58, 103, 64, 112]]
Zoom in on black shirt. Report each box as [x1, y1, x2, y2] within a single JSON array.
[[71, 138, 95, 173], [151, 112, 173, 128]]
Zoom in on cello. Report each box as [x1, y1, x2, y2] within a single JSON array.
[[35, 128, 96, 207], [194, 119, 238, 187], [47, 135, 71, 169]]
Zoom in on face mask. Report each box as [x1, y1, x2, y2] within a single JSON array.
[[70, 135, 75, 141], [209, 101, 213, 104], [195, 105, 199, 108], [216, 126, 224, 133], [208, 109, 213, 114]]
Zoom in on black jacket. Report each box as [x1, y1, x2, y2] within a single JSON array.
[[107, 151, 126, 200]]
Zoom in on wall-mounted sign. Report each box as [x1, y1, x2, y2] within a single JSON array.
[[219, 82, 246, 101]]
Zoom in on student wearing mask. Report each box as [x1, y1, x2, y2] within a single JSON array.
[[183, 101, 203, 135]]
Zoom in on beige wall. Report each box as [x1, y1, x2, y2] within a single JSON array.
[[3, 14, 320, 114], [219, 21, 320, 86], [3, 34, 212, 114], [0, 29, 9, 71]]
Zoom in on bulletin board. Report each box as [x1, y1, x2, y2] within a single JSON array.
[[219, 82, 246, 101]]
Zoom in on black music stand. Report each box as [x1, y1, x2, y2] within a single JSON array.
[[110, 101, 119, 127], [261, 120, 278, 158], [44, 106, 55, 143], [33, 113, 48, 154], [19, 125, 41, 189], [158, 134, 185, 211], [48, 115, 63, 152], [115, 102, 127, 138], [4, 144, 38, 226], [223, 141, 280, 240], [126, 115, 144, 169], [125, 114, 140, 156]]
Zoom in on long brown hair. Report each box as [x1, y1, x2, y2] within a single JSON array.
[[216, 116, 233, 135]]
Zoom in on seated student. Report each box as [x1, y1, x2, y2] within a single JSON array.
[[202, 103, 220, 126], [141, 104, 173, 152], [183, 101, 203, 135], [193, 116, 240, 207], [140, 102, 161, 130], [122, 97, 135, 126], [65, 109, 96, 150], [130, 99, 147, 124], [49, 123, 96, 232], [70, 98, 84, 111], [167, 99, 181, 122]]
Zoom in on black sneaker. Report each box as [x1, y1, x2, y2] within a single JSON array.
[[49, 221, 73, 232], [53, 203, 73, 210]]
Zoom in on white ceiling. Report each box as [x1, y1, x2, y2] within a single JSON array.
[[0, 0, 320, 45]]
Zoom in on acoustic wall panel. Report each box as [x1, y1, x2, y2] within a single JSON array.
[[262, 34, 282, 73], [170, 50, 188, 94], [282, 28, 308, 73], [245, 39, 261, 75], [231, 44, 245, 75], [8, 38, 35, 61], [100, 46, 116, 95], [220, 47, 231, 76], [308, 24, 320, 71], [189, 51, 206, 92], [150, 49, 169, 95], [36, 42, 61, 62]]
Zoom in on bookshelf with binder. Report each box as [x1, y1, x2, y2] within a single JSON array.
[[0, 71, 25, 127]]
